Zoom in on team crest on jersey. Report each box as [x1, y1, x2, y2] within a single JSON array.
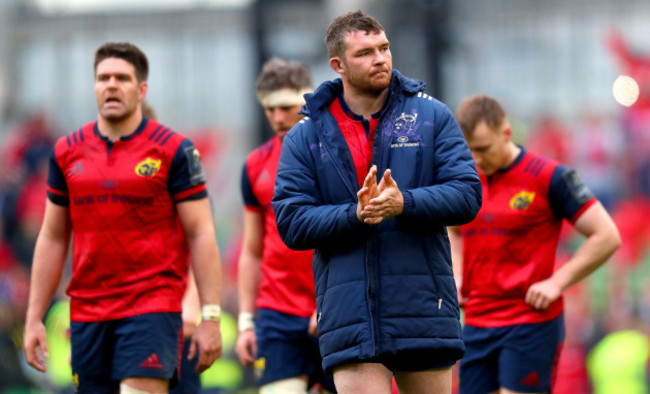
[[135, 157, 162, 177], [510, 191, 536, 210]]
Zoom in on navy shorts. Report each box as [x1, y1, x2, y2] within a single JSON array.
[[459, 313, 564, 394], [255, 308, 334, 391], [361, 348, 460, 373], [170, 338, 200, 394], [70, 312, 182, 394]]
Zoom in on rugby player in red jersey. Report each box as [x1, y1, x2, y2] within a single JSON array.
[[24, 42, 223, 394], [450, 95, 620, 394], [235, 57, 334, 393]]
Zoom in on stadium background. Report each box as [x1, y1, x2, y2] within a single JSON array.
[[1, 0, 649, 392]]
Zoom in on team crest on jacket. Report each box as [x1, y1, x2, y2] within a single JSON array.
[[395, 112, 418, 134], [510, 191, 535, 210], [135, 157, 162, 177], [388, 111, 422, 147]]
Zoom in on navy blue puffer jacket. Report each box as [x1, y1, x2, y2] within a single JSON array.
[[272, 70, 482, 372]]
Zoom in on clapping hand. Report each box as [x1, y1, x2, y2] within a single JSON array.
[[357, 166, 404, 225]]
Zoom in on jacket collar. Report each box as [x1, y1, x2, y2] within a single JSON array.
[[301, 69, 425, 118]]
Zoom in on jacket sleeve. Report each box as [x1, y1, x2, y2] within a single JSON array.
[[401, 105, 482, 226], [272, 126, 366, 251]]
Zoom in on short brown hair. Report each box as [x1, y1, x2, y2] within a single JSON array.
[[256, 57, 312, 94], [455, 95, 506, 135], [325, 10, 385, 59], [94, 42, 149, 82]]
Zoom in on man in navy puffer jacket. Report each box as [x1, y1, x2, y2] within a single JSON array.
[[272, 10, 481, 394]]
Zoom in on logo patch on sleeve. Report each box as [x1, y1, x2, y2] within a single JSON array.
[[184, 146, 206, 186], [562, 169, 593, 204]]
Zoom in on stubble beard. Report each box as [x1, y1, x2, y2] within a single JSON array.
[[350, 70, 391, 97]]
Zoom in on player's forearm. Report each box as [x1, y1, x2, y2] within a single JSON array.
[[237, 252, 262, 314], [26, 234, 68, 323], [188, 231, 222, 307], [177, 198, 222, 319], [553, 226, 621, 292], [182, 269, 200, 322]]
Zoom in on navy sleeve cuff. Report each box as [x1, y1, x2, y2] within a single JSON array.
[[47, 190, 69, 206], [347, 203, 362, 227], [401, 190, 415, 216]]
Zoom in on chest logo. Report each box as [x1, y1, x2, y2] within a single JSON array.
[[388, 112, 422, 148], [510, 191, 535, 210], [135, 157, 161, 177], [99, 179, 120, 190], [70, 161, 84, 175], [394, 112, 418, 134]]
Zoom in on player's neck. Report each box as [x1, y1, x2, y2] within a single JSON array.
[[342, 85, 388, 119], [97, 110, 143, 142], [503, 143, 521, 168]]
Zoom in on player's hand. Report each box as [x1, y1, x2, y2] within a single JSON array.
[[361, 169, 404, 225], [235, 329, 257, 366], [188, 320, 222, 373], [357, 165, 379, 222], [24, 318, 48, 372], [308, 310, 318, 336], [525, 278, 562, 310]]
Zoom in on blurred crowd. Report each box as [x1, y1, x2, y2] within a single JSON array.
[[0, 111, 53, 392], [1, 94, 650, 392]]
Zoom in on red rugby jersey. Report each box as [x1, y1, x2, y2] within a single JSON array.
[[241, 136, 316, 317], [460, 148, 596, 327], [47, 118, 207, 322], [329, 97, 379, 187]]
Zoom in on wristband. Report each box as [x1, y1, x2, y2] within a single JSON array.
[[238, 312, 255, 332], [201, 304, 221, 322]]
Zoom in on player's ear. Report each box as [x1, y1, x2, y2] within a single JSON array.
[[502, 122, 512, 141], [329, 57, 344, 74], [138, 80, 148, 101]]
